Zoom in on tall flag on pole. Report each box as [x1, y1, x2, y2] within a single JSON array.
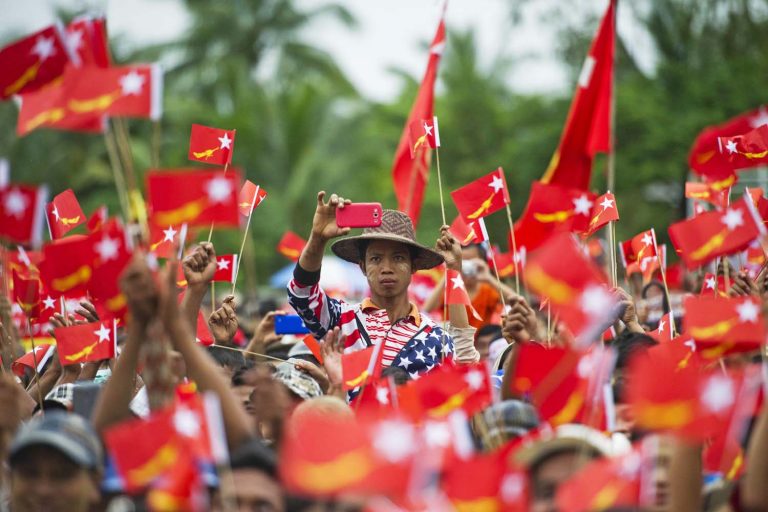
[[55, 320, 117, 365], [391, 12, 445, 226], [0, 183, 49, 247], [540, 0, 615, 190], [408, 117, 440, 157], [46, 188, 86, 239], [188, 124, 236, 166], [238, 181, 267, 216], [0, 25, 74, 100], [717, 124, 768, 167]]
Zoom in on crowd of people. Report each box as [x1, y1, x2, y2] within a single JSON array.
[[0, 189, 767, 512]]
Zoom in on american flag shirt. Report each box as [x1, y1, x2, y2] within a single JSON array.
[[288, 274, 465, 379]]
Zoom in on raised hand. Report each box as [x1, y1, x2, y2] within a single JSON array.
[[501, 294, 540, 343], [182, 242, 217, 288], [729, 270, 758, 297], [119, 252, 160, 324], [321, 327, 345, 389], [310, 191, 352, 242], [435, 226, 462, 271], [208, 295, 239, 344], [74, 300, 100, 323], [293, 359, 330, 394], [252, 311, 285, 348]]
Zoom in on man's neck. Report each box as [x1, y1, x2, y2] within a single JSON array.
[[369, 292, 413, 324]]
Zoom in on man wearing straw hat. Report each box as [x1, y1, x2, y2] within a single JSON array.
[[288, 192, 479, 379]]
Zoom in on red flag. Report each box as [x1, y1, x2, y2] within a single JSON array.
[[88, 220, 132, 322], [11, 344, 53, 378], [45, 188, 86, 239], [685, 182, 729, 209], [39, 235, 94, 298], [188, 124, 236, 166], [491, 251, 517, 278], [146, 169, 241, 229], [450, 167, 510, 221], [148, 223, 186, 259], [619, 229, 657, 267], [523, 233, 615, 340], [65, 15, 111, 68], [196, 311, 214, 346], [443, 450, 528, 512], [718, 123, 768, 167], [86, 205, 108, 233], [648, 311, 674, 344], [55, 319, 116, 365], [212, 254, 236, 283], [12, 270, 41, 318], [238, 180, 267, 216], [540, 0, 615, 189], [0, 184, 48, 246], [408, 116, 440, 158], [699, 272, 727, 297], [448, 215, 478, 246], [513, 181, 597, 253], [0, 25, 73, 100], [669, 194, 764, 269], [584, 191, 619, 236], [445, 268, 482, 321], [277, 231, 307, 262], [690, 105, 768, 180], [683, 295, 765, 359], [342, 346, 381, 391], [398, 362, 492, 420], [391, 15, 445, 226]]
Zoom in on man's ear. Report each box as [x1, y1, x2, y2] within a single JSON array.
[[359, 261, 366, 273]]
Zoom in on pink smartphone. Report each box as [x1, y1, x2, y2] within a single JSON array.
[[336, 202, 383, 228]]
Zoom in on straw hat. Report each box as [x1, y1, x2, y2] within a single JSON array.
[[331, 209, 444, 270]]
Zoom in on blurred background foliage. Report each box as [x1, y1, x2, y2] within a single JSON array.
[[1, 0, 768, 289]]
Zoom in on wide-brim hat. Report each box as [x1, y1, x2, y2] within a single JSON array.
[[331, 209, 444, 271]]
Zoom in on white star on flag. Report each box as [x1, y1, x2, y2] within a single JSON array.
[[218, 133, 232, 149], [572, 194, 594, 216], [217, 258, 230, 270], [600, 196, 614, 211], [173, 407, 201, 438], [375, 387, 389, 405], [657, 318, 665, 333], [501, 474, 525, 500], [720, 208, 744, 230], [119, 70, 145, 96], [66, 29, 83, 52], [32, 36, 56, 61], [749, 107, 768, 129], [415, 350, 426, 362], [398, 356, 412, 369], [700, 375, 734, 413], [736, 300, 759, 323], [725, 140, 738, 154], [641, 233, 654, 247], [451, 274, 466, 290], [4, 189, 28, 218], [162, 226, 177, 242], [51, 206, 60, 222], [705, 277, 716, 289], [580, 286, 614, 317], [95, 236, 120, 261], [206, 177, 233, 203], [424, 421, 451, 448], [422, 122, 432, 136], [488, 175, 504, 193], [94, 323, 112, 342], [372, 420, 416, 463], [42, 296, 56, 310], [464, 369, 485, 390]]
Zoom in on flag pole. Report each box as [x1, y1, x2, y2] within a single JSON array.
[[487, 246, 507, 310], [434, 147, 447, 226], [207, 163, 230, 313], [231, 189, 259, 295], [606, 1, 619, 287], [26, 318, 45, 414], [434, 144, 449, 360], [504, 204, 521, 294], [151, 120, 161, 169], [652, 230, 676, 338], [608, 217, 618, 287], [103, 130, 131, 222]]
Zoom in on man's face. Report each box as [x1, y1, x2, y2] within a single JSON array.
[[475, 333, 495, 360], [229, 468, 284, 512], [461, 246, 482, 288], [11, 446, 100, 512], [361, 240, 413, 299], [530, 450, 592, 512]]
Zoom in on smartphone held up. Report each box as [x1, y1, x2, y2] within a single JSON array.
[[335, 202, 383, 229]]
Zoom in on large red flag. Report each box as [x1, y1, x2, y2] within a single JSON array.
[[39, 235, 94, 298], [55, 320, 117, 365], [146, 169, 241, 229], [540, 0, 615, 189], [188, 124, 235, 166], [391, 14, 445, 226], [46, 188, 86, 239], [683, 295, 766, 359], [12, 270, 41, 319], [0, 184, 49, 246], [277, 231, 307, 262], [718, 124, 768, 167], [0, 25, 73, 100], [689, 105, 768, 180]]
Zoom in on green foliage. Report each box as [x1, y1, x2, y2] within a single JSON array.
[[3, 0, 768, 286]]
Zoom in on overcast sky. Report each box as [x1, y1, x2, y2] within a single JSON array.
[[0, 0, 655, 101]]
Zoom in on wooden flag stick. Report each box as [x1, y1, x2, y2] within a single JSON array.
[[231, 195, 258, 295], [504, 204, 521, 294], [103, 131, 131, 221], [210, 344, 285, 363], [151, 120, 162, 169], [434, 147, 447, 226], [487, 246, 507, 310], [608, 219, 618, 287], [26, 318, 45, 414]]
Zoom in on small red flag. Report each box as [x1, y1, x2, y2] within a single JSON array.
[[448, 215, 478, 246], [146, 169, 241, 229], [683, 295, 765, 359], [12, 270, 41, 318], [46, 188, 86, 239], [238, 180, 267, 216], [86, 205, 108, 233], [669, 194, 764, 269], [718, 124, 768, 167], [408, 116, 440, 158], [88, 220, 132, 322], [212, 254, 236, 283], [584, 191, 619, 236], [188, 124, 236, 166], [39, 235, 94, 298], [685, 182, 729, 209], [11, 344, 53, 378], [450, 167, 510, 221], [342, 346, 381, 391], [277, 231, 307, 262], [445, 268, 483, 321], [196, 311, 214, 346], [0, 184, 48, 246], [55, 319, 117, 366], [0, 25, 73, 100], [648, 311, 674, 344], [65, 15, 111, 68]]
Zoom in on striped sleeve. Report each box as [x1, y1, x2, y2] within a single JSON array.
[[287, 279, 343, 340]]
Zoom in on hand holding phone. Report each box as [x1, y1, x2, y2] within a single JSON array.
[[335, 202, 383, 228]]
